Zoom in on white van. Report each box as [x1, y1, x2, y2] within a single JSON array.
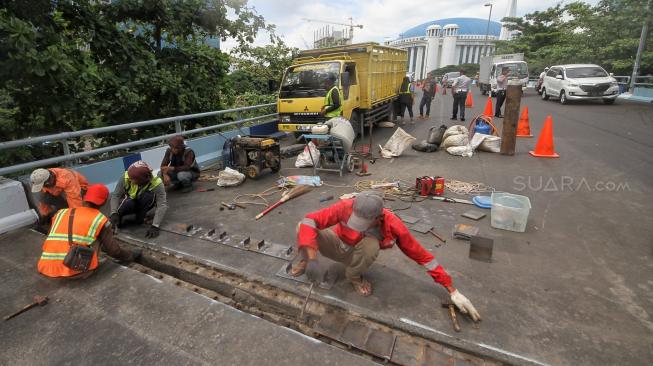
[[541, 64, 619, 105]]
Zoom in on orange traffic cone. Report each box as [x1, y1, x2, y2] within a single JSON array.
[[465, 92, 474, 107], [516, 106, 533, 137], [529, 116, 560, 158], [482, 96, 493, 117]]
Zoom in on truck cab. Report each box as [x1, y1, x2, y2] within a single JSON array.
[[479, 53, 529, 96], [277, 43, 407, 138], [277, 60, 359, 133]]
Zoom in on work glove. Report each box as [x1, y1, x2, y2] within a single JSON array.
[[109, 213, 120, 227], [450, 290, 481, 322], [305, 259, 325, 283], [145, 225, 160, 239]]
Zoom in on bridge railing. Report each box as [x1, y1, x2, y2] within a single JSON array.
[[0, 103, 277, 176]]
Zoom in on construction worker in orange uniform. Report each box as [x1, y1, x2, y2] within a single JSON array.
[[30, 168, 89, 225], [38, 184, 140, 278], [293, 191, 481, 321]]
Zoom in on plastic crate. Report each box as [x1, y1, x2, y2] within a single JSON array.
[[490, 192, 531, 232]]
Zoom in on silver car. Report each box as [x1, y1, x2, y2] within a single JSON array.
[[541, 64, 619, 105]]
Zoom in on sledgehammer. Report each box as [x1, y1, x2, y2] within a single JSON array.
[[4, 295, 49, 321]]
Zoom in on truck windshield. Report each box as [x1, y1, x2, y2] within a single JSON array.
[[566, 67, 608, 78], [498, 62, 529, 79], [279, 62, 340, 98]]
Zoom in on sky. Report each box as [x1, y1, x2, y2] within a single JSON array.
[[221, 0, 600, 52]]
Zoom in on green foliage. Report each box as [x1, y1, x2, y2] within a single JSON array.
[[429, 64, 480, 79], [0, 0, 274, 167], [497, 0, 653, 75], [228, 40, 298, 95]]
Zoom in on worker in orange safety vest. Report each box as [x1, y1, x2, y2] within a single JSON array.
[[38, 184, 141, 278], [30, 168, 89, 226]]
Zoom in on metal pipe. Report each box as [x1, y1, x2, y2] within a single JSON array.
[[484, 3, 493, 57], [0, 103, 275, 151], [629, 20, 650, 93], [0, 114, 276, 176]]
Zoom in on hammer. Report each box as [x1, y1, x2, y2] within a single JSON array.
[[4, 295, 49, 321], [441, 302, 461, 332]]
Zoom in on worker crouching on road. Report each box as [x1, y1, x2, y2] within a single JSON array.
[[160, 135, 200, 193], [110, 160, 167, 238], [30, 168, 89, 226], [292, 191, 480, 321], [38, 184, 141, 278]]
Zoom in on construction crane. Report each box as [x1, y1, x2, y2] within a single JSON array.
[[303, 17, 363, 44]]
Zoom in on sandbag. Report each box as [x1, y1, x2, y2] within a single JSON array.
[[442, 134, 469, 148], [295, 141, 320, 167], [446, 145, 473, 157], [470, 133, 501, 153], [325, 117, 355, 153], [412, 140, 438, 152], [379, 127, 416, 158], [442, 125, 468, 141], [217, 167, 246, 187], [427, 125, 447, 145]]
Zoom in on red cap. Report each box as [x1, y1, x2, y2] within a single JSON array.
[[84, 184, 109, 206]]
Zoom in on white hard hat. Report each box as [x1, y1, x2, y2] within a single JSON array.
[[30, 168, 51, 192]]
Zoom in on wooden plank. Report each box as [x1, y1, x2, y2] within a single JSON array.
[[500, 82, 522, 155]]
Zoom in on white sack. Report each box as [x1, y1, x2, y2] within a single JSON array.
[[379, 127, 416, 158], [442, 125, 468, 141], [295, 141, 320, 167], [217, 167, 246, 187]]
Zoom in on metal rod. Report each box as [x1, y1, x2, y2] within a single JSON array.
[[0, 114, 276, 176], [299, 282, 314, 320], [0, 103, 275, 151], [629, 19, 650, 93]]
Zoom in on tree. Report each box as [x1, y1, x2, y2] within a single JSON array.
[[497, 0, 652, 75], [0, 0, 275, 167], [430, 63, 480, 80]]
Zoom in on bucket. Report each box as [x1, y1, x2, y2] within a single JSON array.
[[490, 192, 531, 232], [474, 120, 492, 135]]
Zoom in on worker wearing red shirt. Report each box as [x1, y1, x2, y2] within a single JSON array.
[[293, 191, 480, 321]]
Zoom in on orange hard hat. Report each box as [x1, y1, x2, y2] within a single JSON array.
[[84, 184, 109, 206]]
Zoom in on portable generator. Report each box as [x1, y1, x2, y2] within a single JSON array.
[[229, 135, 281, 179]]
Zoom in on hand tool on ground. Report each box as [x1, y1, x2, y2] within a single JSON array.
[[428, 228, 446, 244], [442, 302, 461, 332], [319, 195, 334, 203], [432, 196, 474, 205], [221, 202, 236, 210], [5, 295, 49, 321], [256, 185, 312, 220], [195, 188, 215, 192], [299, 282, 314, 321]]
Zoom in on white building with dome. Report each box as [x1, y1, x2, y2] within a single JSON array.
[[385, 17, 503, 80]]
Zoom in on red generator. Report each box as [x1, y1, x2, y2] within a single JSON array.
[[415, 176, 445, 196]]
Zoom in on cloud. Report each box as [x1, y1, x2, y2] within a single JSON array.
[[221, 0, 599, 52]]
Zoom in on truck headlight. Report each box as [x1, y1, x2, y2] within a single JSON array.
[[280, 115, 291, 123]]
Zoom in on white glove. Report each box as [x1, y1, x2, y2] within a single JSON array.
[[450, 290, 481, 322]]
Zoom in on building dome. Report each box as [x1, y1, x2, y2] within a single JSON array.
[[400, 17, 501, 39]]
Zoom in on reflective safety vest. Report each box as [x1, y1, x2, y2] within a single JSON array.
[[400, 83, 412, 94], [324, 86, 343, 118], [123, 172, 162, 199], [38, 207, 108, 277]]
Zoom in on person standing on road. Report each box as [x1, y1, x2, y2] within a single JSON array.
[[494, 67, 510, 118], [160, 136, 200, 193], [418, 73, 436, 120], [450, 69, 472, 121], [110, 160, 167, 238], [38, 184, 141, 278], [30, 168, 89, 227], [398, 76, 415, 124], [321, 75, 342, 118], [290, 191, 481, 321]]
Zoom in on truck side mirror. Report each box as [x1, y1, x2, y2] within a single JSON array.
[[609, 72, 614, 77], [342, 72, 350, 87]]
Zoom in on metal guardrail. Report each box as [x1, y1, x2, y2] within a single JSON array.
[[0, 103, 277, 176]]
